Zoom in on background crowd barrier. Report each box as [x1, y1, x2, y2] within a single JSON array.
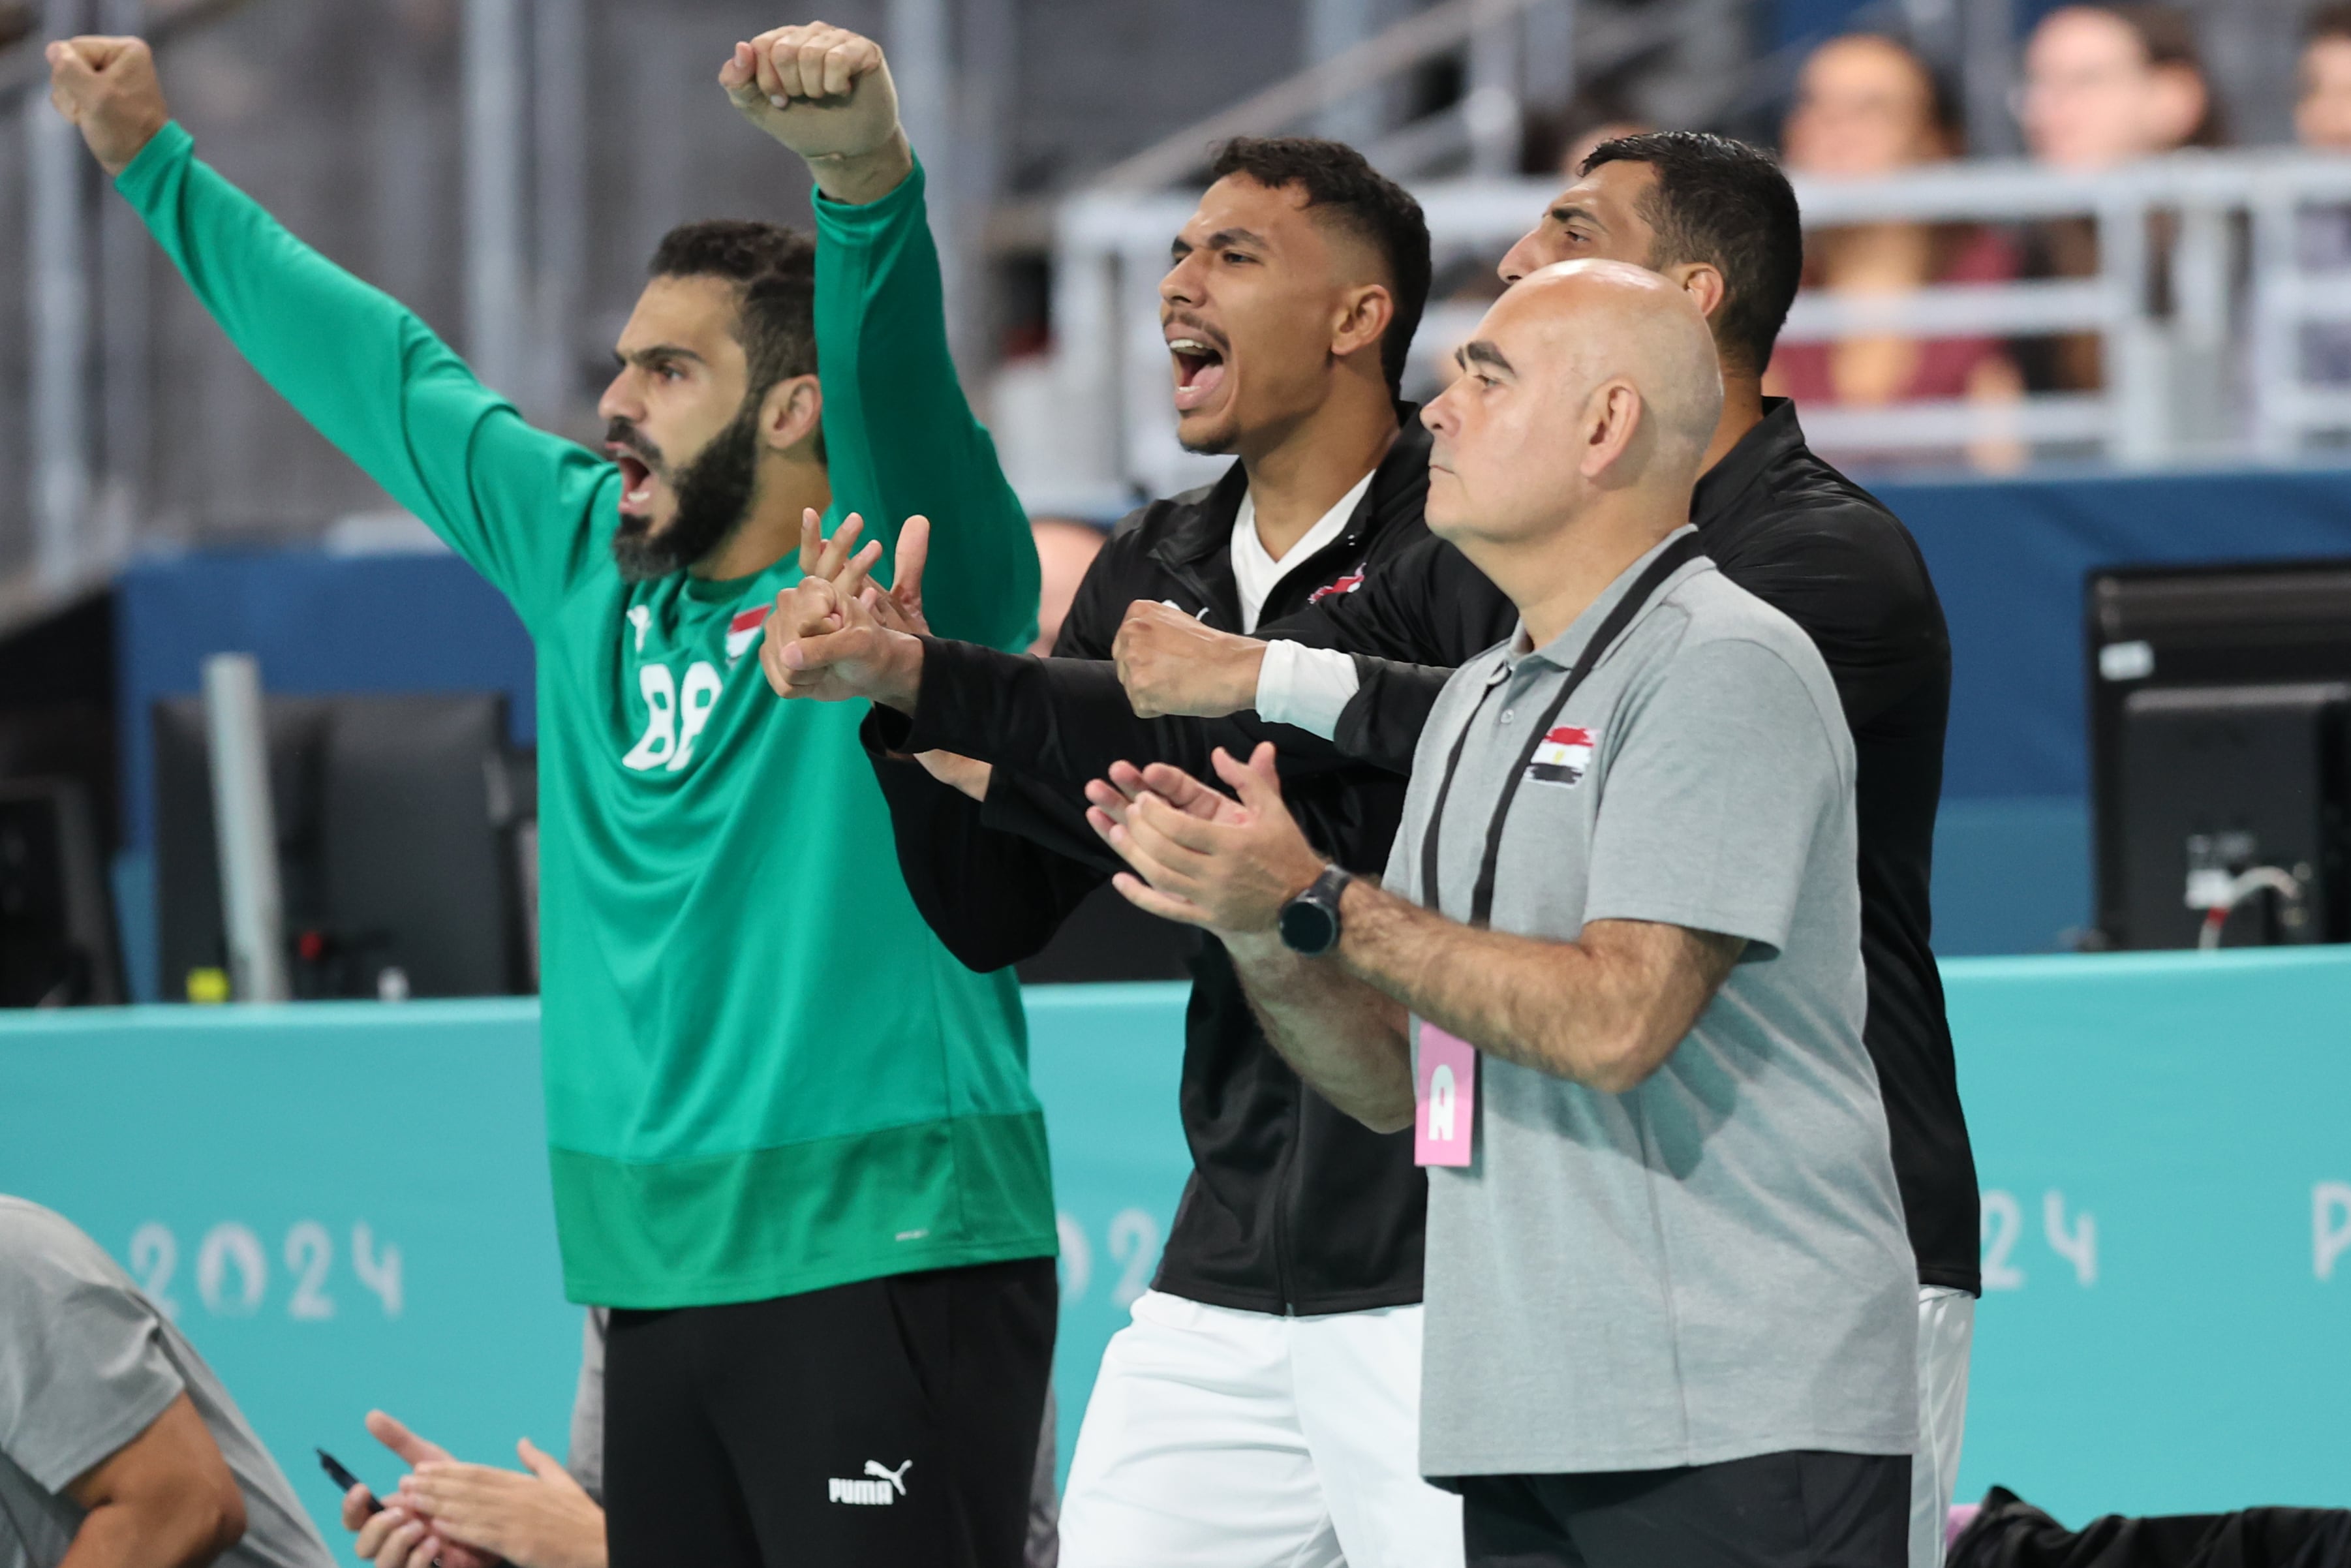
[[5, 952, 2350, 1548]]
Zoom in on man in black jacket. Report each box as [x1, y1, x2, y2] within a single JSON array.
[[774, 133, 1978, 1568], [774, 137, 1465, 1567]]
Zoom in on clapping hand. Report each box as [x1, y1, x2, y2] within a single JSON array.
[[341, 1411, 499, 1568], [760, 512, 924, 709], [399, 1439, 605, 1568], [1086, 745, 1328, 934]]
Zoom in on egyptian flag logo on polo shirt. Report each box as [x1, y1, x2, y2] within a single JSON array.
[[1526, 725, 1595, 786], [726, 605, 769, 664]]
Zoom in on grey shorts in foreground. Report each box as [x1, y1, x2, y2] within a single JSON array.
[[1460, 1450, 1912, 1568]]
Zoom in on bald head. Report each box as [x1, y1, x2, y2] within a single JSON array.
[[1422, 259, 1721, 561]]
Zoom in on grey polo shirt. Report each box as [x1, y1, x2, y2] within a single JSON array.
[[0, 1197, 331, 1568], [1383, 527, 1918, 1480]]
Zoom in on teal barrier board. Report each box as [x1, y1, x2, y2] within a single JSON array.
[[4, 952, 2348, 1550]]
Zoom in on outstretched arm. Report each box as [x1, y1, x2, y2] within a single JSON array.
[[763, 525, 1352, 799], [48, 37, 608, 625], [725, 22, 1037, 652], [1110, 529, 1514, 773]]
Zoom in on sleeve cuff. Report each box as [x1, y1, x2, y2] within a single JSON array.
[[810, 149, 926, 230], [1255, 641, 1361, 739], [114, 119, 192, 205], [23, 1325, 186, 1492], [859, 703, 919, 760]]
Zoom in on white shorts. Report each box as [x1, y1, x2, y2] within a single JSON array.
[[1912, 1285, 1977, 1568], [1059, 1290, 1462, 1568]]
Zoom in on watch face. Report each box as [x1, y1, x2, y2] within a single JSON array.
[[1280, 896, 1339, 956]]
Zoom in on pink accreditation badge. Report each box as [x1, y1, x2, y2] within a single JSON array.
[[1415, 1021, 1478, 1167]]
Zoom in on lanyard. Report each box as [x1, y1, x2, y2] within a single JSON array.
[[1416, 532, 1707, 927]]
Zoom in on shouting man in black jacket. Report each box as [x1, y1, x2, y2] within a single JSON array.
[[772, 138, 1462, 1566], [773, 132, 1979, 1568]]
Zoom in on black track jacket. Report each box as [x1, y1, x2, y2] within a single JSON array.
[[866, 418, 1438, 1314], [881, 399, 1980, 1296]]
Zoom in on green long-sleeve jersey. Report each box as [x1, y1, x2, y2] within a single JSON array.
[[119, 123, 1053, 1307]]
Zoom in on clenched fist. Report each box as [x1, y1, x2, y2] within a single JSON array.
[[46, 35, 168, 177], [719, 22, 909, 204], [1113, 601, 1268, 719]]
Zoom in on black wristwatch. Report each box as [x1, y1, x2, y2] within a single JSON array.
[[1279, 865, 1355, 957]]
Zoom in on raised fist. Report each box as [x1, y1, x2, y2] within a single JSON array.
[[720, 22, 899, 164], [46, 35, 168, 178]]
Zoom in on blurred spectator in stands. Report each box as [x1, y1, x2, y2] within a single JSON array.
[[2020, 3, 2219, 170], [1768, 32, 2027, 470], [2295, 7, 2351, 382], [2298, 4, 2351, 149], [2017, 5, 2223, 392], [1029, 517, 1105, 656]]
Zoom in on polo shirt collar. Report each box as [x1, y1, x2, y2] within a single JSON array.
[[1500, 523, 1705, 676]]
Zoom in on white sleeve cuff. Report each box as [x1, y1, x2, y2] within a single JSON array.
[[1254, 641, 1362, 740]]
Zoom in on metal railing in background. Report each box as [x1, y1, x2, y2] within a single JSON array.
[[1025, 149, 2351, 508], [3, 0, 249, 624], [0, 0, 591, 635], [1091, 0, 1580, 191]]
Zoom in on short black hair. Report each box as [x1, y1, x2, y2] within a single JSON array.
[[1206, 136, 1432, 396], [2311, 0, 2351, 43], [649, 220, 820, 400], [1581, 131, 1803, 377]]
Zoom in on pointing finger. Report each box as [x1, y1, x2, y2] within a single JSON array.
[[892, 515, 930, 608], [813, 514, 865, 581], [834, 538, 884, 604], [797, 506, 825, 574], [1214, 745, 1285, 810]]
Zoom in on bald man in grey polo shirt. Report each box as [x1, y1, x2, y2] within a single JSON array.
[[1083, 260, 1918, 1568]]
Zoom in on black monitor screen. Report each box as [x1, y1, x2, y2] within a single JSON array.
[[153, 693, 525, 1000]]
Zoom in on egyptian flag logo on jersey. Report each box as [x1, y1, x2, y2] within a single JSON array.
[[725, 605, 769, 664], [1310, 570, 1366, 604], [1526, 724, 1595, 786]]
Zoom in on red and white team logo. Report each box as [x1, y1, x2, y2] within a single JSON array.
[[726, 605, 769, 664], [1309, 570, 1366, 604], [1526, 725, 1595, 786]]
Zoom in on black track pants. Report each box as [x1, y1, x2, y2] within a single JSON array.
[[603, 1256, 1056, 1568], [1462, 1450, 1911, 1568]]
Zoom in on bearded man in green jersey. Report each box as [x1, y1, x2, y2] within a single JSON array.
[[48, 22, 1054, 1568]]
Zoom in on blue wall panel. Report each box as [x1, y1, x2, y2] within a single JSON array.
[[1878, 464, 2351, 802]]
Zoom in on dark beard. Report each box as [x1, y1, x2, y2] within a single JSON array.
[[610, 398, 763, 582]]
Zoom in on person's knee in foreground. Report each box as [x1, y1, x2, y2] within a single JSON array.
[[0, 1194, 333, 1568], [1086, 261, 1919, 1568]]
